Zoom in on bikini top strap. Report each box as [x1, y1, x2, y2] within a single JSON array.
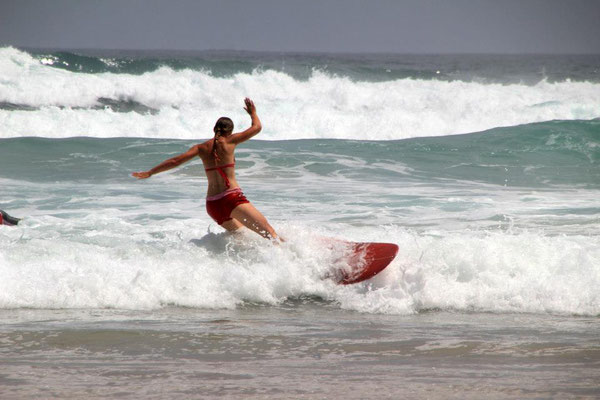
[[205, 163, 235, 189], [204, 163, 235, 171]]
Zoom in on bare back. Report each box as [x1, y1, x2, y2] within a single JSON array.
[[198, 136, 240, 196], [198, 98, 263, 196]]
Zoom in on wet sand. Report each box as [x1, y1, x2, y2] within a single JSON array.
[[1, 304, 598, 399]]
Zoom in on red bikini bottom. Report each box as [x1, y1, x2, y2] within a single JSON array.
[[206, 188, 250, 225]]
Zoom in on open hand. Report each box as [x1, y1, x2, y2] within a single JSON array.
[[243, 97, 256, 115], [132, 171, 151, 179]]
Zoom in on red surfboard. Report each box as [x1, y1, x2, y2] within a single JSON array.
[[325, 240, 399, 285]]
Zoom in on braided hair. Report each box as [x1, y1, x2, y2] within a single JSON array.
[[212, 117, 234, 162]]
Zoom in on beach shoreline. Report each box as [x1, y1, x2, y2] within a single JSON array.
[[1, 306, 599, 399]]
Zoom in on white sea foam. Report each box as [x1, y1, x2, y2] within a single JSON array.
[[1, 215, 598, 316], [2, 47, 600, 140], [1, 48, 598, 316]]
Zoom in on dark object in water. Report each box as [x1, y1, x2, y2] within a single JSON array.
[[0, 210, 21, 226]]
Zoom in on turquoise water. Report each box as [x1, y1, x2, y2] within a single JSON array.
[[1, 47, 599, 398], [21, 49, 600, 83], [1, 120, 598, 313], [2, 119, 598, 187], [1, 46, 599, 313]]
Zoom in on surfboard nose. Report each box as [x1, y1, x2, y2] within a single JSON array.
[[337, 242, 399, 285]]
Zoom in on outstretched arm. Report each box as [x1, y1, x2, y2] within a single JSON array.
[[228, 98, 262, 145], [132, 145, 200, 179]]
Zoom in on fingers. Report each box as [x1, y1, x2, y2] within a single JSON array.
[[244, 98, 255, 113], [132, 171, 150, 179]]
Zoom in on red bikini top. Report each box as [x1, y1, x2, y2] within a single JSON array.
[[205, 163, 235, 188]]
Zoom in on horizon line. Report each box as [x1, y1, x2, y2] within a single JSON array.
[[3, 45, 600, 57]]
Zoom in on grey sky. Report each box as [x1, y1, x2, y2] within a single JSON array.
[[1, 0, 599, 54]]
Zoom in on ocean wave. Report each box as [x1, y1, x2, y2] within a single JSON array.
[[2, 47, 600, 140], [0, 218, 598, 316], [1, 120, 598, 188]]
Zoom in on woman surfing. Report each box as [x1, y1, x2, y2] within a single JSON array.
[[132, 98, 280, 241]]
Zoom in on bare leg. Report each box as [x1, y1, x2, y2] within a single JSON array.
[[229, 202, 279, 240], [220, 217, 245, 233]]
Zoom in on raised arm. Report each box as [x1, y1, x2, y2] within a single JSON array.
[[132, 144, 201, 179], [228, 98, 262, 145]]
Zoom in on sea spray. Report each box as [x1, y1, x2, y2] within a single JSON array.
[[1, 217, 599, 315]]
